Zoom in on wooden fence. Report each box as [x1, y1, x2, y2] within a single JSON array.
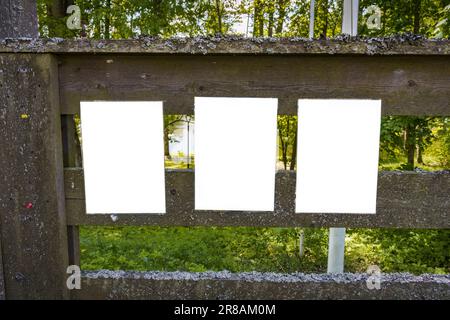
[[0, 4, 449, 299]]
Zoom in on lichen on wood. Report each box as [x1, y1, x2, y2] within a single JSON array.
[[0, 34, 449, 55], [74, 270, 450, 300]]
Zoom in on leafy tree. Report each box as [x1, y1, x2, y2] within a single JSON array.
[[433, 3, 450, 37], [380, 116, 438, 169], [425, 117, 450, 167], [359, 0, 449, 37], [38, 0, 78, 37], [277, 115, 297, 170]]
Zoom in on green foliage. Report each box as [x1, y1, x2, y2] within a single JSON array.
[[308, 0, 343, 38], [37, 0, 450, 39], [37, 0, 246, 38], [80, 227, 329, 272], [426, 117, 450, 168], [379, 116, 443, 170], [277, 115, 297, 170], [346, 229, 450, 274], [359, 0, 449, 37], [433, 4, 450, 38], [80, 226, 450, 274], [379, 116, 407, 161], [37, 0, 80, 38]]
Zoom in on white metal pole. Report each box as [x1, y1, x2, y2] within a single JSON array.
[[309, 0, 315, 39], [342, 0, 359, 36], [352, 0, 359, 36], [327, 227, 346, 273], [299, 230, 305, 258], [327, 0, 359, 274]]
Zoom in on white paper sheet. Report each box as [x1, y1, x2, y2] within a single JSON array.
[[295, 99, 381, 214], [80, 101, 166, 214], [195, 97, 278, 211]]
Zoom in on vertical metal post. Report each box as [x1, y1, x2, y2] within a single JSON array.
[[342, 0, 359, 36], [61, 115, 82, 267], [327, 228, 346, 273], [309, 0, 316, 39], [299, 230, 305, 258], [327, 0, 359, 274]]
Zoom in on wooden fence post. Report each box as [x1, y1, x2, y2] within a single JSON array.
[[0, 53, 70, 299], [0, 2, 69, 299], [61, 115, 81, 267], [0, 235, 5, 300], [0, 0, 39, 38]]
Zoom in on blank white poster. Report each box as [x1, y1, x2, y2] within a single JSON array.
[[295, 99, 381, 214], [195, 97, 278, 211], [80, 101, 166, 214]]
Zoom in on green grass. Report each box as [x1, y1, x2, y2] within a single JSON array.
[[165, 159, 195, 169], [80, 227, 449, 274], [378, 162, 446, 171], [80, 128, 450, 275], [378, 152, 448, 171]]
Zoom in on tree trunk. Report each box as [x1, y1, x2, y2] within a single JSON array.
[[47, 0, 75, 37], [275, 0, 287, 35], [417, 146, 424, 164], [322, 0, 329, 37], [252, 0, 265, 36], [253, 0, 259, 36], [258, 5, 264, 36], [48, 0, 66, 19], [164, 129, 171, 160], [93, 0, 101, 38], [413, 0, 421, 34], [278, 123, 287, 170], [268, 11, 274, 36], [215, 0, 223, 34], [282, 140, 288, 170], [104, 0, 111, 39], [290, 127, 298, 171], [407, 143, 415, 168], [405, 125, 416, 169]]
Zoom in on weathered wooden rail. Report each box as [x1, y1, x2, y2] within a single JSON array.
[[1, 30, 449, 299], [74, 271, 450, 300], [64, 169, 449, 229]]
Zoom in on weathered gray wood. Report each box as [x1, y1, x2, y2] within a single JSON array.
[[61, 115, 82, 168], [67, 226, 80, 266], [61, 115, 81, 266], [58, 55, 450, 116], [64, 169, 450, 228], [0, 54, 69, 299], [0, 235, 5, 300], [0, 37, 449, 55], [72, 271, 450, 300], [0, 1, 38, 39]]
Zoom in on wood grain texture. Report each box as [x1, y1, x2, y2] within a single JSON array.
[[58, 54, 450, 116], [0, 1, 38, 39], [0, 235, 5, 300], [61, 115, 81, 267], [0, 54, 69, 299], [64, 169, 450, 228]]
